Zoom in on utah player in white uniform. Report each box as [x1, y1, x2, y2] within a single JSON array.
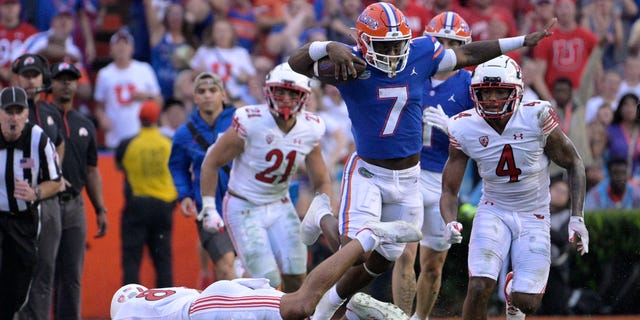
[[110, 220, 421, 320], [199, 63, 333, 292], [440, 56, 590, 320]]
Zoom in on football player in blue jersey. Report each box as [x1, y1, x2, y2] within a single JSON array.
[[391, 11, 475, 319], [288, 2, 555, 319]]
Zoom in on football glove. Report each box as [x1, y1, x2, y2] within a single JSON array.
[[444, 221, 463, 244], [423, 104, 449, 135], [568, 216, 589, 255], [199, 196, 224, 233]]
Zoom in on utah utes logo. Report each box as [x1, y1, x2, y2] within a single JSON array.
[[479, 136, 489, 147]]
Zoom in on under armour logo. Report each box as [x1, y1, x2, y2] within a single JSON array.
[[513, 133, 524, 140], [293, 138, 302, 145], [411, 67, 418, 75], [448, 94, 455, 102]]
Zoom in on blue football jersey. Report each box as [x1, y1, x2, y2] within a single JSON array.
[[421, 69, 473, 172], [336, 36, 445, 159]]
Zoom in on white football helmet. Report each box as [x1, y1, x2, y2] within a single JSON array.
[[356, 2, 412, 77], [470, 55, 524, 119], [110, 284, 148, 318], [264, 62, 311, 120]]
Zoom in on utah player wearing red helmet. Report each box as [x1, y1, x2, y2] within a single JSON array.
[[288, 2, 555, 319], [392, 11, 475, 319], [199, 63, 333, 293], [441, 55, 589, 320]]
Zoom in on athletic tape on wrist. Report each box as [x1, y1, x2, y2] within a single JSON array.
[[499, 36, 525, 54], [309, 41, 330, 61]]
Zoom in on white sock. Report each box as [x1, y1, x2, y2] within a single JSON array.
[[355, 229, 378, 252], [312, 285, 345, 320], [409, 314, 421, 320]]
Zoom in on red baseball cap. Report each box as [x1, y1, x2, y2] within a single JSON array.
[[139, 100, 161, 124]]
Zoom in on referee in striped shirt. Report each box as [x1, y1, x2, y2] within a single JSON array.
[[0, 87, 62, 319]]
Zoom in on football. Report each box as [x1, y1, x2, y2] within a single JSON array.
[[313, 57, 367, 85]]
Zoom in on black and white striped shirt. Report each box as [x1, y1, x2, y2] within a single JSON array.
[[0, 123, 61, 212]]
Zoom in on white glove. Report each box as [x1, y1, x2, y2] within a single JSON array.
[[199, 196, 225, 233], [423, 104, 449, 135], [444, 221, 463, 244], [568, 216, 589, 255]]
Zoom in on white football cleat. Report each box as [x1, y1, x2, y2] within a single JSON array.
[[346, 292, 409, 320], [504, 271, 526, 320], [362, 220, 423, 244], [300, 193, 332, 245]]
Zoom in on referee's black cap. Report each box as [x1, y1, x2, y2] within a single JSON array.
[[0, 87, 28, 110]]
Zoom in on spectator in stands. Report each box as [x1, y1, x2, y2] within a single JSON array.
[[460, 0, 519, 42], [144, 0, 192, 101], [588, 102, 614, 165], [521, 57, 541, 101], [386, 0, 430, 38], [549, 77, 594, 178], [616, 56, 640, 100], [532, 0, 599, 101], [263, 0, 316, 63], [23, 0, 97, 64], [586, 70, 621, 123], [327, 0, 361, 45], [586, 157, 640, 209], [93, 27, 162, 149], [520, 0, 556, 35], [116, 99, 177, 287], [606, 93, 640, 179], [0, 0, 37, 87], [191, 19, 256, 106], [580, 0, 624, 70], [173, 69, 198, 113], [460, 0, 521, 63], [428, 0, 471, 18], [159, 98, 186, 139], [226, 0, 259, 53], [13, 10, 83, 64]]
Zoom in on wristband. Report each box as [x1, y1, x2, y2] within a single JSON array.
[[498, 36, 525, 54], [309, 41, 330, 61], [202, 196, 216, 209]]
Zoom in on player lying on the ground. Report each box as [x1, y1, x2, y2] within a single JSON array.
[[110, 220, 419, 320]]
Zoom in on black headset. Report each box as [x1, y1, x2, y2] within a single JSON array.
[[11, 53, 52, 93]]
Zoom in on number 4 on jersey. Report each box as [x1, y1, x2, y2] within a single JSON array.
[[495, 144, 521, 182]]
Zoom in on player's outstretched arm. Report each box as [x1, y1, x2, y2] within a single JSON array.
[[450, 18, 557, 70], [440, 146, 468, 225]]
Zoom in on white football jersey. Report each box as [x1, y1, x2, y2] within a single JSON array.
[[448, 100, 559, 211], [113, 287, 199, 320], [227, 105, 325, 205]]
